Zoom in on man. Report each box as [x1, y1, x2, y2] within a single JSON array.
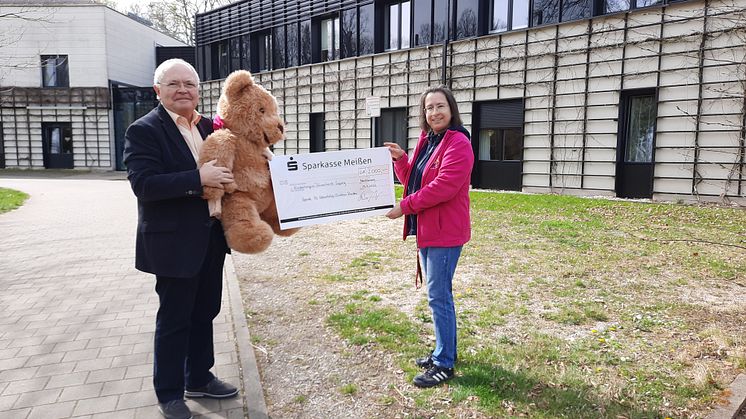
[[123, 59, 238, 419]]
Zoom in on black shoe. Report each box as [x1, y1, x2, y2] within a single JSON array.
[[184, 377, 238, 399], [413, 365, 454, 388], [158, 399, 193, 419], [415, 352, 434, 369]]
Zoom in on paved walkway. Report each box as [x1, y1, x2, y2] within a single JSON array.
[[0, 174, 266, 419]]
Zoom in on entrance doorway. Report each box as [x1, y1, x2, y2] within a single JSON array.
[[473, 100, 524, 191], [42, 123, 73, 169], [616, 89, 657, 199], [310, 113, 325, 152], [112, 86, 158, 170], [375, 107, 407, 149]]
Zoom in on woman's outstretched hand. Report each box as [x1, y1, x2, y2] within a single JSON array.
[[383, 142, 405, 161]]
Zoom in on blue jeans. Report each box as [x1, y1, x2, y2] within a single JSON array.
[[419, 246, 463, 369]]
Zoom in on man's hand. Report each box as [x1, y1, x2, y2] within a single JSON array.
[[383, 142, 405, 161], [199, 159, 234, 188], [386, 202, 403, 219]]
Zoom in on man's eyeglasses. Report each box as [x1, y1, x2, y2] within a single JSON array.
[[160, 80, 198, 90], [424, 104, 448, 114]]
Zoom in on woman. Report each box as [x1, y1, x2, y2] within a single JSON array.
[[384, 85, 474, 388]]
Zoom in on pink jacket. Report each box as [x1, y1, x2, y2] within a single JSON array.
[[394, 128, 474, 248]]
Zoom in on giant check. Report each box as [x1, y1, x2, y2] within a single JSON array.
[[269, 147, 396, 230]]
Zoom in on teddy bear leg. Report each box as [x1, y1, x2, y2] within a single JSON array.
[[222, 194, 275, 254], [261, 199, 300, 237]]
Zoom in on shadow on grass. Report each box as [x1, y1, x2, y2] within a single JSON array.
[[452, 362, 658, 418]]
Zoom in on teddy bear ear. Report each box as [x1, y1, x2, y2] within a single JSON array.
[[224, 70, 255, 99]]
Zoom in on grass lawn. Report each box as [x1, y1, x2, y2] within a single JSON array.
[[327, 188, 746, 418], [0, 188, 28, 213]]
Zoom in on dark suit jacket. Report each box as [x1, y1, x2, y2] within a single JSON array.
[[123, 104, 229, 278]]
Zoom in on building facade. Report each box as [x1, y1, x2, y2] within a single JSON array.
[[195, 0, 746, 204], [0, 1, 186, 170]]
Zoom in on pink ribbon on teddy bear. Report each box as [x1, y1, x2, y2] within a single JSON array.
[[212, 114, 225, 130]]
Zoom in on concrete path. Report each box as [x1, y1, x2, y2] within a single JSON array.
[[0, 174, 266, 419]]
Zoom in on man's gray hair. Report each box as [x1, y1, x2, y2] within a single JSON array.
[[153, 59, 200, 85]]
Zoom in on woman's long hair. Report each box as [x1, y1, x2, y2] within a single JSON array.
[[418, 85, 463, 132]]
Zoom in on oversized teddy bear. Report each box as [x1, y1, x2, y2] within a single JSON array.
[[199, 70, 299, 254]]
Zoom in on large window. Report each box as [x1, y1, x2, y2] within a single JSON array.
[[359, 4, 375, 55], [532, 0, 559, 25], [562, 0, 592, 21], [455, 0, 478, 39], [412, 0, 431, 46], [604, 0, 665, 13], [433, 0, 447, 42], [300, 20, 312, 65], [287, 23, 300, 67], [623, 94, 656, 163], [41, 55, 69, 87], [490, 0, 529, 32], [211, 41, 229, 79], [230, 37, 241, 71], [320, 16, 340, 61], [384, 1, 410, 50], [273, 26, 286, 69], [341, 8, 358, 58], [254, 31, 272, 72]]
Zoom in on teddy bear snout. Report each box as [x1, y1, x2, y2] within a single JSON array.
[[278, 124, 284, 134]]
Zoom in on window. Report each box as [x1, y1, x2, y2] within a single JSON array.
[[490, 0, 509, 32], [605, 0, 631, 12], [211, 41, 229, 79], [273, 26, 286, 69], [455, 0, 478, 39], [241, 34, 251, 70], [433, 0, 447, 42], [300, 20, 312, 65], [490, 0, 530, 32], [287, 23, 300, 67], [512, 0, 529, 29], [412, 0, 431, 46], [341, 8, 358, 58], [359, 4, 375, 54], [41, 55, 69, 87], [230, 37, 241, 71], [532, 0, 559, 25], [562, 0, 592, 21], [479, 128, 522, 161], [254, 31, 272, 71], [623, 94, 656, 163], [384, 1, 410, 50], [320, 16, 340, 61]]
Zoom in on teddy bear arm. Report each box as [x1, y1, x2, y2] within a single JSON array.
[[202, 185, 224, 201]]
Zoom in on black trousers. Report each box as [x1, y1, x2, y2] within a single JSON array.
[[153, 222, 226, 403]]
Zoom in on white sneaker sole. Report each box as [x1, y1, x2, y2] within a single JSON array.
[[184, 389, 239, 399]]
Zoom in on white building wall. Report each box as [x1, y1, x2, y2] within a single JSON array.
[[104, 8, 187, 86], [199, 0, 745, 203], [0, 4, 186, 170], [0, 5, 109, 87]]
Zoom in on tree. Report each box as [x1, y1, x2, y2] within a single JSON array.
[[120, 0, 230, 44]]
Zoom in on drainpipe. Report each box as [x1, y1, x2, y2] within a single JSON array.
[[441, 0, 450, 86]]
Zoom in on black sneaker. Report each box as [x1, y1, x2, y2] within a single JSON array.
[[415, 352, 433, 369], [184, 377, 238, 399], [158, 399, 193, 419], [413, 365, 454, 388]]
